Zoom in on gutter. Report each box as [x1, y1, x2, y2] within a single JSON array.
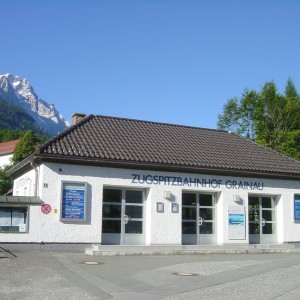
[[10, 153, 300, 181], [30, 157, 39, 197], [7, 151, 300, 182]]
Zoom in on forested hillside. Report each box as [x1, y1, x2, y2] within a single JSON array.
[[0, 98, 48, 141]]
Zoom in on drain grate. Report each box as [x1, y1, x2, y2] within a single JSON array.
[[81, 261, 104, 265], [172, 272, 199, 276]]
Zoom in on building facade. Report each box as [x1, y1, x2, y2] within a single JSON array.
[[2, 114, 300, 247]]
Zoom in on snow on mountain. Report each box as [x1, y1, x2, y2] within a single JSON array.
[[0, 73, 70, 135]]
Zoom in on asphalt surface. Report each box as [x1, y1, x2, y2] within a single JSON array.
[[1, 249, 300, 299]]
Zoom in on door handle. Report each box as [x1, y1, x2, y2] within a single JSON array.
[[124, 215, 131, 224], [198, 217, 203, 225], [261, 218, 266, 227], [254, 211, 259, 222]]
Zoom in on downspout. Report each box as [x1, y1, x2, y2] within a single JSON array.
[[30, 157, 39, 197]]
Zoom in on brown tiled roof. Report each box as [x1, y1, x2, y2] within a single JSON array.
[[0, 139, 19, 155], [35, 114, 300, 179]]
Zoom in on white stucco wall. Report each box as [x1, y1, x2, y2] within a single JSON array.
[[13, 169, 37, 196], [2, 162, 300, 245]]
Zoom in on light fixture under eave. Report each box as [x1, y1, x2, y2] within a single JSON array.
[[233, 195, 240, 203], [164, 191, 171, 199]]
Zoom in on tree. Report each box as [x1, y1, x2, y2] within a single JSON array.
[[217, 98, 241, 134], [217, 79, 300, 160], [284, 78, 300, 130], [12, 131, 39, 164], [0, 165, 12, 195], [277, 130, 300, 160], [255, 81, 285, 149], [218, 89, 259, 140]]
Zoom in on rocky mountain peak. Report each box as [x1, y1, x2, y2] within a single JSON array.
[[0, 73, 70, 136]]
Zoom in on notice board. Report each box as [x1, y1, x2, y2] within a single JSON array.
[[61, 182, 87, 222]]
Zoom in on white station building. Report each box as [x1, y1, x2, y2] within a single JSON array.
[[2, 113, 300, 249]]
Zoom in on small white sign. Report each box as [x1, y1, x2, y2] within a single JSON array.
[[171, 203, 179, 213], [156, 202, 164, 213], [19, 224, 26, 232]]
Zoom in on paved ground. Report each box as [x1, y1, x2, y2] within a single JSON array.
[[1, 249, 300, 299]]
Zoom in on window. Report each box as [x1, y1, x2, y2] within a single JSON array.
[[294, 195, 300, 222], [0, 207, 28, 233]]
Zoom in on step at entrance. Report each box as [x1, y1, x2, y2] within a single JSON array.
[[85, 244, 297, 256]]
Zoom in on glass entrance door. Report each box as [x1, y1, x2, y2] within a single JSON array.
[[102, 188, 144, 245], [182, 192, 216, 245], [123, 190, 144, 244], [249, 196, 277, 244]]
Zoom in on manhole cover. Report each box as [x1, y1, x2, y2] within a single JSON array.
[[81, 261, 103, 265], [172, 272, 199, 276]]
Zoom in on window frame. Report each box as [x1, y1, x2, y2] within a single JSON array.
[[0, 205, 29, 233], [60, 181, 87, 223], [294, 194, 300, 222]]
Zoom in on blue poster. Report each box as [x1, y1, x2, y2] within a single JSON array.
[[229, 214, 245, 225], [61, 183, 86, 221], [294, 195, 300, 221]]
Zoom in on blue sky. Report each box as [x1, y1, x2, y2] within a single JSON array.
[[1, 0, 300, 129]]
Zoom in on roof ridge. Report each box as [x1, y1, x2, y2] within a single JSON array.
[[37, 114, 95, 153], [8, 113, 300, 180], [94, 114, 226, 133]]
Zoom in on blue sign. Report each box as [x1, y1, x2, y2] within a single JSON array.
[[61, 183, 86, 221], [294, 195, 300, 221], [229, 214, 245, 225]]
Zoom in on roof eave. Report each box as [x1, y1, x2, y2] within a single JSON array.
[[9, 154, 299, 181], [0, 196, 43, 205], [6, 154, 36, 178]]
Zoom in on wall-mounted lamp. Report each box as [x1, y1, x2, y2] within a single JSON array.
[[164, 191, 171, 200], [233, 195, 240, 203]]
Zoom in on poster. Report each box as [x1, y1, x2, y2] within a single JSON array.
[[12, 209, 26, 226], [61, 182, 86, 221], [294, 195, 300, 221], [0, 208, 11, 226], [228, 206, 245, 240]]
